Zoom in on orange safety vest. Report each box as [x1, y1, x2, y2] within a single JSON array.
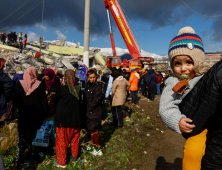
[[129, 71, 140, 91]]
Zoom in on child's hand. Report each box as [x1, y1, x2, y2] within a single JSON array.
[[179, 118, 195, 133]]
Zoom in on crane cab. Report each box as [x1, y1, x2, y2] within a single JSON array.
[[105, 57, 121, 68]]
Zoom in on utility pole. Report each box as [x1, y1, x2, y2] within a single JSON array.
[[83, 0, 90, 68]]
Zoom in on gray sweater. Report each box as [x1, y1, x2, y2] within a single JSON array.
[[159, 75, 203, 134]]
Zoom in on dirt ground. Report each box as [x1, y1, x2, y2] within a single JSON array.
[[126, 94, 185, 170], [0, 93, 186, 170]]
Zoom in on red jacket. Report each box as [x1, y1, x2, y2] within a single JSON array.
[[156, 75, 162, 84], [35, 53, 40, 58]]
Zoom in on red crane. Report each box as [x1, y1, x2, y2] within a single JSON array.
[[104, 0, 153, 72]]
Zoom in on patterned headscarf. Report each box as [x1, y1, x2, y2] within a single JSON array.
[[63, 69, 80, 100]]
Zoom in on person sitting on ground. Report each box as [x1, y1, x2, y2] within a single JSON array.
[[159, 26, 213, 170], [83, 69, 104, 150], [52, 69, 81, 168], [12, 67, 50, 166], [13, 67, 24, 84], [111, 69, 130, 128]]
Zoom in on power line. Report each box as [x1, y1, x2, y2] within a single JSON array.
[[181, 0, 222, 17], [0, 0, 32, 24], [0, 0, 43, 31], [41, 0, 45, 35]]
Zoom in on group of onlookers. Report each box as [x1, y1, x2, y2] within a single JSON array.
[[0, 59, 106, 168], [139, 68, 170, 102]]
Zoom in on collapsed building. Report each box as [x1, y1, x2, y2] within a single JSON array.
[[0, 39, 106, 75]]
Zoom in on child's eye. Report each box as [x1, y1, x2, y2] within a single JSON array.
[[187, 61, 193, 65], [175, 62, 181, 66]]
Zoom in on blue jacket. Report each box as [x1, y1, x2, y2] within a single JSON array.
[[105, 75, 113, 98], [13, 71, 24, 84], [146, 69, 157, 86], [0, 71, 15, 114]]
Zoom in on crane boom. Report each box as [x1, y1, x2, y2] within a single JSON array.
[[104, 0, 142, 60]]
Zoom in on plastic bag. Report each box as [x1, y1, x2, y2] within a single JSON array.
[[32, 120, 54, 147]]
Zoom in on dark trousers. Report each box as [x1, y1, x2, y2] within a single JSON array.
[[131, 91, 138, 103], [0, 153, 5, 170], [19, 47, 22, 53], [148, 85, 155, 101], [112, 106, 123, 128], [141, 84, 147, 97], [16, 132, 37, 164]]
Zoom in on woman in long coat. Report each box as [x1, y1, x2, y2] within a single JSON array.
[[12, 67, 49, 166], [52, 69, 81, 168], [84, 69, 104, 148], [112, 69, 130, 128]]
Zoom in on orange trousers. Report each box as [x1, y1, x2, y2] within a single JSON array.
[[183, 129, 208, 170]]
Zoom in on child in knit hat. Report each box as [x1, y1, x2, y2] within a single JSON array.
[[159, 26, 212, 170]]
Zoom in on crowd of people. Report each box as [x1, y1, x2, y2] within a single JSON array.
[[0, 54, 171, 169], [1, 32, 28, 53]]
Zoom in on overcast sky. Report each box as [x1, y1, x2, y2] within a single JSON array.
[[1, 0, 222, 55]]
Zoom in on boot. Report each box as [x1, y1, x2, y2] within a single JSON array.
[[91, 130, 100, 148]]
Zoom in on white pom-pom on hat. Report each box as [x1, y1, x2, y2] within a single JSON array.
[[177, 26, 196, 35]]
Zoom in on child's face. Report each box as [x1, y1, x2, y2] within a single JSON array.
[[173, 55, 195, 80]]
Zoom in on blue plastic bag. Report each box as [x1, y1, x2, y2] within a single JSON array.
[[32, 120, 54, 147]]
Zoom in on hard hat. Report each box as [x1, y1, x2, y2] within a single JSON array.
[[142, 70, 145, 73]]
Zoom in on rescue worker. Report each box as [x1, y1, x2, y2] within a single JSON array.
[[24, 33, 27, 40], [14, 32, 17, 42], [19, 40, 23, 53], [129, 68, 140, 104], [7, 32, 11, 42], [35, 51, 41, 62], [1, 33, 6, 45], [107, 58, 111, 68], [19, 32, 23, 41]]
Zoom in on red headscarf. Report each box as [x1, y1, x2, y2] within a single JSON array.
[[20, 67, 41, 96], [0, 58, 6, 71], [43, 69, 56, 90]]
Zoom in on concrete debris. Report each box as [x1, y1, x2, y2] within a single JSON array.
[[0, 40, 106, 75]]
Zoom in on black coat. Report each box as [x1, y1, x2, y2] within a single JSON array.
[[41, 77, 60, 94], [0, 71, 15, 114], [53, 85, 81, 128], [84, 82, 104, 131], [12, 82, 49, 133], [179, 60, 222, 170], [147, 69, 157, 86], [143, 73, 149, 86]]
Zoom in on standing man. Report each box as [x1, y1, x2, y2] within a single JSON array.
[[140, 70, 146, 97], [143, 69, 149, 97], [1, 33, 6, 45], [19, 32, 23, 41], [146, 69, 156, 102], [19, 40, 23, 53], [24, 33, 27, 41], [129, 68, 140, 104]]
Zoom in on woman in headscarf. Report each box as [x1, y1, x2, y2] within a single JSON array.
[[42, 68, 60, 95], [12, 67, 49, 166], [52, 69, 81, 168], [83, 69, 104, 150], [42, 68, 60, 115]]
